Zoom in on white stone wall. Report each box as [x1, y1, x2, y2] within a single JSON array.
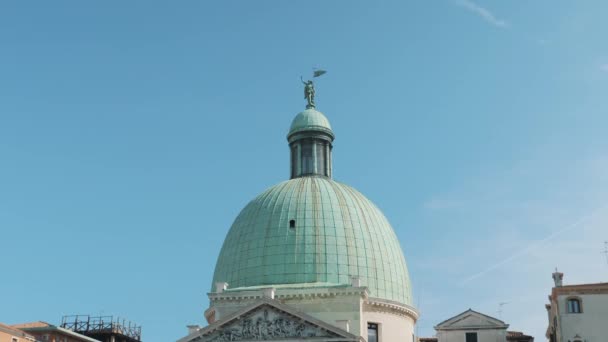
[[557, 293, 608, 342], [362, 309, 415, 342], [207, 286, 418, 341], [209, 288, 366, 336], [436, 329, 506, 342], [281, 294, 364, 336]]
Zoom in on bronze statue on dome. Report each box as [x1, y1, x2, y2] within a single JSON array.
[[301, 69, 326, 109], [301, 77, 315, 108]]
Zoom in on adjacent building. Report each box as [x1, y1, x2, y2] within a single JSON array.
[[179, 82, 418, 341], [10, 322, 100, 342], [434, 309, 510, 342], [545, 270, 608, 342], [8, 316, 140, 342], [59, 315, 141, 342], [0, 323, 36, 342], [506, 331, 534, 342], [417, 309, 533, 342]]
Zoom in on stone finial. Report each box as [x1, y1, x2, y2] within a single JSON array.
[[215, 282, 229, 293], [335, 320, 350, 332], [552, 269, 563, 287], [263, 287, 276, 299], [187, 325, 200, 334]]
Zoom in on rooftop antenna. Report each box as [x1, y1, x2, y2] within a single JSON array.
[[602, 241, 608, 267], [498, 302, 509, 319]]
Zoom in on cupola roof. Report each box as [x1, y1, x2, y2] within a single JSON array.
[[287, 108, 334, 141]]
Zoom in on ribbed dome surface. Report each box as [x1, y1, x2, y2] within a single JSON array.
[[212, 176, 412, 306], [288, 108, 333, 137]]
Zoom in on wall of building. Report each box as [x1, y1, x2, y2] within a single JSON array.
[[436, 329, 507, 342], [0, 331, 16, 342], [282, 294, 363, 337], [25, 331, 81, 342], [210, 292, 364, 336], [209, 287, 419, 341], [0, 330, 32, 342], [361, 309, 415, 342], [0, 324, 35, 342], [557, 293, 608, 342], [16, 329, 101, 342]]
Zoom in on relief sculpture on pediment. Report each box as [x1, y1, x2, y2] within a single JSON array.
[[207, 308, 336, 341]]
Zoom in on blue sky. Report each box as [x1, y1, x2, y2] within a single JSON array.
[[1, 1, 607, 340]]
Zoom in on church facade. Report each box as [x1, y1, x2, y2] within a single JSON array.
[[179, 83, 417, 342]]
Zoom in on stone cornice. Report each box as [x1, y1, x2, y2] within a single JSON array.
[[551, 282, 608, 300], [209, 286, 369, 302], [436, 325, 508, 331], [364, 297, 419, 321]]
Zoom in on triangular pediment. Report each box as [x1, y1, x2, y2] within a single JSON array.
[[179, 299, 360, 342], [435, 309, 509, 331]]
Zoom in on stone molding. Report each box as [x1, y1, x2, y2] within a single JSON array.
[[551, 282, 608, 300], [209, 286, 369, 303], [364, 297, 419, 321]]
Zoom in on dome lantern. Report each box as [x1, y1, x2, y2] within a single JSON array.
[[287, 79, 335, 179]]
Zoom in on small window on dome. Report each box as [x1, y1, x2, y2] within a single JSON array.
[[289, 220, 296, 229]]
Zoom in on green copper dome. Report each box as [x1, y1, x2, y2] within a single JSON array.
[[288, 108, 334, 139], [211, 176, 413, 306], [212, 87, 413, 307]]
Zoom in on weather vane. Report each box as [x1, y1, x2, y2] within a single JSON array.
[[301, 68, 327, 109]]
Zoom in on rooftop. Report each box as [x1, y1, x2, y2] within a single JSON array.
[[12, 322, 102, 342], [0, 323, 35, 341], [551, 281, 608, 297], [61, 315, 142, 342]]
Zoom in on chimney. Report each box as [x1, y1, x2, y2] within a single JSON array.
[[552, 269, 563, 287], [215, 282, 229, 293]]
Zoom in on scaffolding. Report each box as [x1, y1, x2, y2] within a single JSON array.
[[61, 315, 142, 342]]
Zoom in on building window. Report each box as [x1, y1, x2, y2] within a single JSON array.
[[300, 141, 314, 175], [12, 338, 18, 342], [290, 144, 297, 178], [465, 332, 478, 342], [368, 323, 379, 342], [289, 219, 296, 229], [567, 298, 582, 313]]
